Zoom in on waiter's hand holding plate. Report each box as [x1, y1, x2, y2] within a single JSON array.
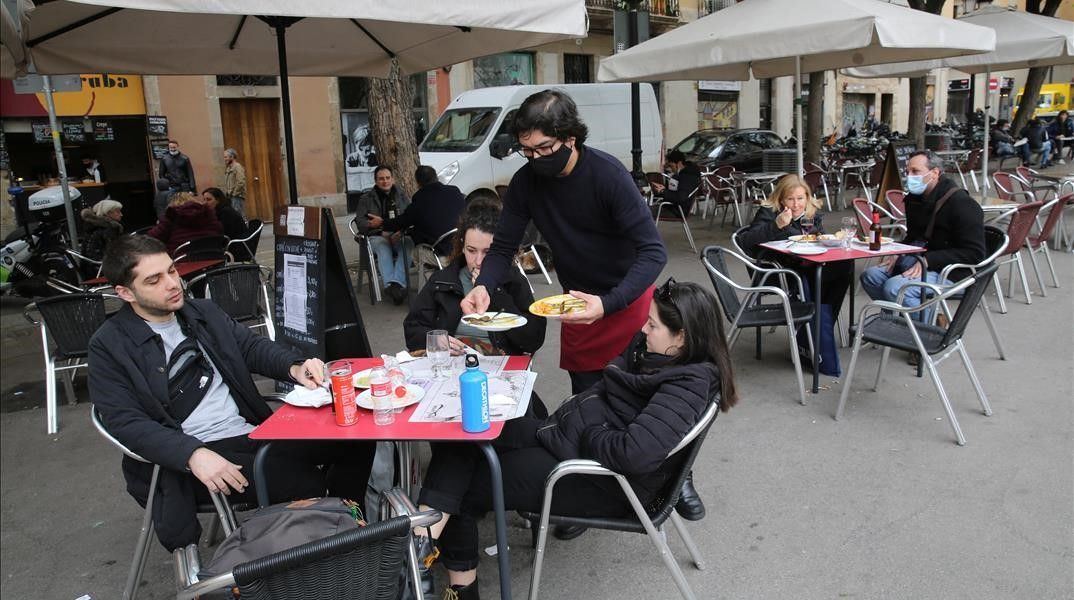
[[560, 291, 604, 325]]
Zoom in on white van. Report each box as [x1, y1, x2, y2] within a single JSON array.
[[419, 83, 663, 201]]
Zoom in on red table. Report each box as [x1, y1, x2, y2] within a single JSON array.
[[760, 241, 925, 393], [250, 355, 531, 600], [81, 258, 223, 287]]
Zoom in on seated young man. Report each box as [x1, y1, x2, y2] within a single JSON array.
[[88, 235, 376, 552], [649, 150, 702, 216]]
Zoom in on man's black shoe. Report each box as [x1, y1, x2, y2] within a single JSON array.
[[675, 474, 706, 521], [551, 524, 588, 541], [387, 282, 406, 305]]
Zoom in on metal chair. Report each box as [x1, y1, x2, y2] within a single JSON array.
[[414, 227, 458, 286], [91, 406, 241, 600], [701, 246, 814, 405], [173, 235, 232, 263], [24, 292, 108, 434], [653, 191, 699, 253], [803, 169, 834, 212], [884, 189, 907, 222], [836, 264, 998, 446], [177, 510, 441, 600], [994, 201, 1044, 306], [701, 168, 741, 227], [187, 264, 276, 341], [991, 172, 1035, 204], [852, 197, 907, 242], [348, 216, 384, 304], [227, 219, 264, 263], [522, 399, 720, 600], [1023, 194, 1070, 295]]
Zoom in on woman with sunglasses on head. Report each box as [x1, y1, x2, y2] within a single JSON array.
[[737, 175, 852, 377], [410, 279, 738, 600]]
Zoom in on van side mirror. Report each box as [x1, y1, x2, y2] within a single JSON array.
[[489, 135, 517, 160]]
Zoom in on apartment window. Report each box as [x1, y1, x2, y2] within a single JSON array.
[[474, 53, 535, 88], [564, 54, 592, 84], [215, 75, 277, 87]]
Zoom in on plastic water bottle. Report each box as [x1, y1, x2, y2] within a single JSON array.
[[459, 354, 489, 433], [369, 366, 395, 426]]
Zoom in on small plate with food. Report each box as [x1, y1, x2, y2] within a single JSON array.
[[789, 245, 828, 255], [817, 233, 844, 247], [355, 384, 425, 410], [788, 234, 819, 243], [852, 236, 896, 247], [461, 312, 528, 332], [529, 294, 588, 319], [353, 366, 412, 389]]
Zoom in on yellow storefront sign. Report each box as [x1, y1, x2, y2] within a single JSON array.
[[35, 74, 146, 116]]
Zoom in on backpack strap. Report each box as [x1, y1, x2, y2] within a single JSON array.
[[924, 187, 959, 241]]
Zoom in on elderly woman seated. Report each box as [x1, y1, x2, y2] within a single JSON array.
[[147, 191, 223, 255], [403, 197, 545, 358], [409, 279, 738, 600]]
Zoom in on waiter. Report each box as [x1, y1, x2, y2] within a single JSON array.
[[460, 89, 667, 394], [81, 154, 107, 183]]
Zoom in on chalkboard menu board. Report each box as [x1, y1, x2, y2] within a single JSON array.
[[61, 120, 86, 143], [274, 207, 371, 370], [878, 140, 918, 207], [92, 119, 114, 142]]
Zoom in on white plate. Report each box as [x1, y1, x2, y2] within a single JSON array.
[[460, 312, 528, 332], [355, 384, 425, 410], [352, 366, 412, 389], [789, 245, 828, 255]]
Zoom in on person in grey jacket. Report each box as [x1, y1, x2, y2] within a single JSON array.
[[408, 280, 739, 600], [353, 165, 412, 304], [88, 235, 375, 551], [158, 139, 197, 192]]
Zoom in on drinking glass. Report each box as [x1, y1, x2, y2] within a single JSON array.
[[426, 330, 450, 380], [841, 217, 857, 250], [799, 215, 815, 237]]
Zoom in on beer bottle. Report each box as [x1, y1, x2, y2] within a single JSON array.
[[869, 210, 882, 251]]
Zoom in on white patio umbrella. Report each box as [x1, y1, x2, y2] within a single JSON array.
[[597, 0, 996, 175], [20, 0, 589, 202], [1, 0, 28, 79], [843, 4, 1074, 193]]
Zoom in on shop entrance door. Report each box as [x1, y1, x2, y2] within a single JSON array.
[[220, 98, 283, 221]]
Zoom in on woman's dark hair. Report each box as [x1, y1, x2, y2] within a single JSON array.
[[510, 90, 589, 145], [449, 197, 503, 264], [653, 279, 738, 411], [201, 187, 230, 209], [102, 235, 169, 287]]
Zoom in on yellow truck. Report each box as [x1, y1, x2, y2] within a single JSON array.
[[1012, 83, 1073, 121]]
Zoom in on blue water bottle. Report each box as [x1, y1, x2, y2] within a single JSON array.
[[459, 354, 490, 433]]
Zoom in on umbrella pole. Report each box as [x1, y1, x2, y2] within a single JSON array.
[[274, 21, 299, 205], [795, 56, 804, 176], [981, 66, 991, 196], [42, 75, 79, 247]]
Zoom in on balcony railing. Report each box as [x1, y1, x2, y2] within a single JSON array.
[[585, 0, 680, 19], [698, 0, 738, 18]]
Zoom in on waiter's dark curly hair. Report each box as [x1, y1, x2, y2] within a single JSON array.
[[510, 89, 589, 145]]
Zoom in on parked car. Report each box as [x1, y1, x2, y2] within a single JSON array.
[[670, 128, 786, 172]]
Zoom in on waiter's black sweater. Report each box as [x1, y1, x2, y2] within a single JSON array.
[[478, 145, 667, 314]]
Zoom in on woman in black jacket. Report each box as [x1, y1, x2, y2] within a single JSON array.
[[403, 198, 545, 357], [737, 175, 851, 376], [411, 279, 738, 600]]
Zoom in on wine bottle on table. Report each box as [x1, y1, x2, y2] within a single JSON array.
[[869, 210, 882, 251]]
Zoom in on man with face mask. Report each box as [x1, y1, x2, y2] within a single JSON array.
[[158, 139, 197, 192], [860, 151, 984, 317]]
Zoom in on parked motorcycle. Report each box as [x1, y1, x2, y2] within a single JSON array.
[[1, 185, 85, 298]]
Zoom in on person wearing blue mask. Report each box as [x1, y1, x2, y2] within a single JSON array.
[[860, 151, 984, 324]]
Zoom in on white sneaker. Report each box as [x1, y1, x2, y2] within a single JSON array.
[[1059, 158, 1067, 165]]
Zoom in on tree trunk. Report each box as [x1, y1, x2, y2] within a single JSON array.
[[805, 71, 824, 166], [907, 76, 927, 149], [1011, 67, 1049, 134], [368, 61, 420, 198]]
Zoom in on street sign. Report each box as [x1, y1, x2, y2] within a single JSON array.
[[989, 78, 999, 91], [11, 74, 82, 94]]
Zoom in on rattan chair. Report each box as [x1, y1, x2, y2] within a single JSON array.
[[836, 264, 998, 446], [702, 246, 814, 405], [187, 264, 276, 341], [521, 399, 719, 600], [91, 406, 242, 600], [24, 292, 108, 433], [177, 511, 441, 600]]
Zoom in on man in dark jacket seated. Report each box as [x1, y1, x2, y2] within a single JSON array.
[[368, 165, 466, 258], [860, 151, 984, 318], [649, 150, 702, 216], [88, 235, 375, 552]]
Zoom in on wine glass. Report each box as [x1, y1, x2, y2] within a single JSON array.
[[799, 214, 815, 237], [426, 330, 450, 380], [841, 216, 857, 250]]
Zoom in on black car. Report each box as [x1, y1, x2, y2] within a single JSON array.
[[670, 128, 786, 172]]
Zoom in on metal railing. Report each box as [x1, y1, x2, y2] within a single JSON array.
[[697, 0, 737, 18]]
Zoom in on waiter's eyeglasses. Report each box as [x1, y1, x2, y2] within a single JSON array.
[[516, 139, 563, 159]]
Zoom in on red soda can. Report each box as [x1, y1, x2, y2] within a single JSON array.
[[328, 360, 358, 426]]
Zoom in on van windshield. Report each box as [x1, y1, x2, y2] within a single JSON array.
[[420, 107, 502, 152]]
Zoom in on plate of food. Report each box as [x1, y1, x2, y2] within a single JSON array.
[[852, 236, 895, 247], [529, 294, 587, 319], [788, 234, 819, 243], [352, 366, 412, 389], [817, 233, 844, 247], [355, 384, 425, 410], [461, 312, 528, 332]]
